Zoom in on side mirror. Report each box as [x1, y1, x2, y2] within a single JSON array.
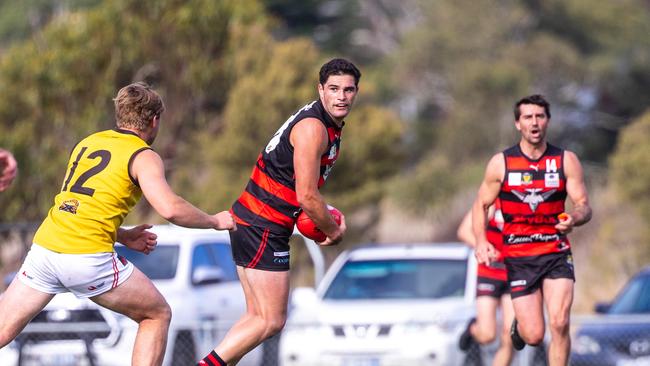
[[192, 266, 226, 286], [594, 302, 611, 314], [290, 287, 318, 308]]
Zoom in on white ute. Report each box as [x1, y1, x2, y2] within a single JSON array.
[[2, 225, 324, 366]]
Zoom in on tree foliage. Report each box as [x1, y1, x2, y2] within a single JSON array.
[[1, 0, 649, 246], [0, 0, 101, 47], [0, 0, 407, 225], [0, 0, 271, 220], [609, 110, 650, 224], [172, 36, 320, 211], [323, 103, 405, 212], [173, 35, 406, 215], [374, 0, 649, 212]]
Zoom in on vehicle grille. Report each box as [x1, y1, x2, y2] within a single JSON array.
[[17, 309, 112, 342], [332, 324, 392, 337]]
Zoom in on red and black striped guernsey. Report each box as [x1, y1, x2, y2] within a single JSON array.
[[499, 143, 570, 258], [231, 100, 343, 236]]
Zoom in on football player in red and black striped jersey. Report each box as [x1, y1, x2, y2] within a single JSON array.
[[457, 202, 515, 366], [198, 59, 361, 366], [472, 95, 591, 366]]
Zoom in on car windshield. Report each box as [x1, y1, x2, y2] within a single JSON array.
[[609, 273, 650, 314], [323, 259, 467, 300], [115, 245, 180, 280]]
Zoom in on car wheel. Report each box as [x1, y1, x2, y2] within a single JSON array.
[[171, 331, 196, 366]]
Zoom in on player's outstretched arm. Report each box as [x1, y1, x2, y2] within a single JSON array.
[[131, 149, 235, 231], [0, 148, 18, 192], [292, 118, 344, 245]]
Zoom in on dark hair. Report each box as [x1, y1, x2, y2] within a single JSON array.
[[319, 58, 361, 86], [514, 94, 550, 120]]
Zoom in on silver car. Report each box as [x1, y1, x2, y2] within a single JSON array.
[[279, 243, 478, 366]]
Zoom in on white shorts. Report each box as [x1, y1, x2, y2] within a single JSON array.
[[17, 243, 134, 298]]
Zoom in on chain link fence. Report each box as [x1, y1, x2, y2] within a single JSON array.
[[4, 314, 650, 365], [0, 306, 280, 366]]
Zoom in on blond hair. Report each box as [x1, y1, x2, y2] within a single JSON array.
[[113, 82, 165, 130]]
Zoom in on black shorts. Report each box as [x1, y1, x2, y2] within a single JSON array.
[[229, 225, 291, 271], [476, 276, 509, 298], [505, 251, 575, 299]]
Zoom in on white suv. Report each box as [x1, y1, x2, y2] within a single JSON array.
[[279, 243, 478, 366], [2, 225, 278, 366]]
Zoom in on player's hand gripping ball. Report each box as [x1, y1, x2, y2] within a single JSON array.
[[296, 206, 342, 242]]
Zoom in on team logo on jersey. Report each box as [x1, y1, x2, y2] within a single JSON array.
[[511, 188, 556, 212], [87, 281, 106, 291], [59, 199, 79, 214], [522, 172, 533, 185], [545, 173, 560, 188], [273, 251, 289, 264], [512, 215, 557, 225], [477, 283, 496, 292], [508, 172, 522, 186]]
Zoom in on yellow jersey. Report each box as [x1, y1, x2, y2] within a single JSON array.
[[33, 129, 151, 253]]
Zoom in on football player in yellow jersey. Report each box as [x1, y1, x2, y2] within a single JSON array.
[[0, 82, 236, 366]]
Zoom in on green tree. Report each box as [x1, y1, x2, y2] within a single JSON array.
[[376, 0, 649, 213], [0, 0, 269, 220], [174, 35, 406, 218], [173, 37, 319, 211], [0, 0, 408, 229], [524, 0, 650, 160], [609, 109, 650, 226], [0, 0, 101, 47]]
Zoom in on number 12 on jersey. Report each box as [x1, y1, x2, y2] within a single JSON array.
[[61, 147, 112, 197]]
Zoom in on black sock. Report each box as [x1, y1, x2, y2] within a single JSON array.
[[198, 350, 226, 366]]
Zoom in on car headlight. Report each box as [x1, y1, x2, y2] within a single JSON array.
[[573, 335, 601, 355]]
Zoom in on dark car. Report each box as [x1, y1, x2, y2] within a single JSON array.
[[571, 266, 650, 366]]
